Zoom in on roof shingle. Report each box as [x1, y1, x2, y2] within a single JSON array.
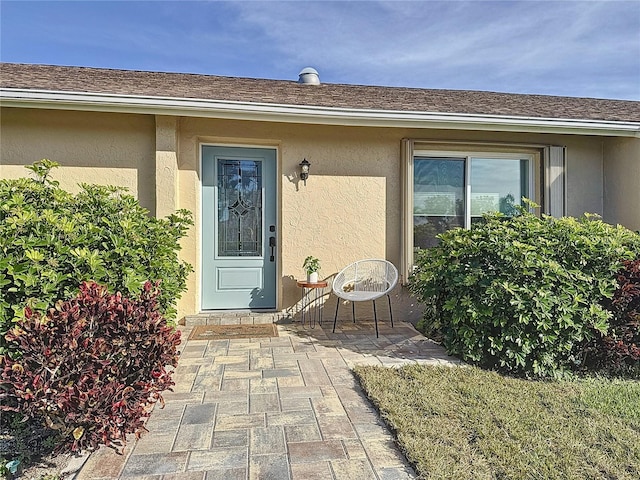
[[1, 62, 638, 123]]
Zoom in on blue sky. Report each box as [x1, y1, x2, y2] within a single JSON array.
[[1, 1, 639, 100]]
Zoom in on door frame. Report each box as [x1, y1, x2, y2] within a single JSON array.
[[199, 142, 281, 311]]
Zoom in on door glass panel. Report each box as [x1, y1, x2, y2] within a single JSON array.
[[217, 159, 262, 257], [470, 158, 529, 221], [413, 157, 465, 249]]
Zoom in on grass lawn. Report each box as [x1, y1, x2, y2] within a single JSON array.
[[354, 365, 640, 480]]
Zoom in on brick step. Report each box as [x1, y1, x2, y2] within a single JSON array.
[[180, 311, 292, 326]]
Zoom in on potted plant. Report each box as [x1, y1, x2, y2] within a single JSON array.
[[302, 256, 320, 283]]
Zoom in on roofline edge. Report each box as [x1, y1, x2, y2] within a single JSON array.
[[1, 88, 639, 137]]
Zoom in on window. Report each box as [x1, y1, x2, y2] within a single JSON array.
[[401, 140, 565, 283], [413, 153, 533, 249]]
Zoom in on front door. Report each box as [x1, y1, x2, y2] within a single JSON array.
[[202, 146, 277, 309]]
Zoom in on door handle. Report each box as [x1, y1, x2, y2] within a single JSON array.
[[269, 236, 276, 262]]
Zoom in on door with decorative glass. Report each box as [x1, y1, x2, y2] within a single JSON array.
[[202, 146, 277, 309]]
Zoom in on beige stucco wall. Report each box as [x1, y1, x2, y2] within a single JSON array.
[[603, 137, 640, 231], [1, 106, 623, 323], [176, 119, 610, 322], [563, 136, 606, 218], [0, 107, 156, 212], [177, 119, 406, 321]]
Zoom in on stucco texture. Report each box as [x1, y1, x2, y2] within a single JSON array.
[[2, 107, 628, 323], [177, 119, 406, 320], [0, 107, 156, 212], [604, 137, 640, 231]]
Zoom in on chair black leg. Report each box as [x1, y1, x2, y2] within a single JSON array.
[[333, 298, 340, 333], [352, 302, 355, 323], [373, 299, 379, 337], [387, 294, 393, 328]]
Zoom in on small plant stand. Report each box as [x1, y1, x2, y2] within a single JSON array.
[[296, 280, 328, 328]]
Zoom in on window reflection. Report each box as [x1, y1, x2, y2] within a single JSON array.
[[413, 156, 529, 251], [471, 158, 528, 218], [413, 158, 465, 249]]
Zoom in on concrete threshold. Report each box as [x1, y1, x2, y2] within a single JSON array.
[[181, 310, 292, 326]]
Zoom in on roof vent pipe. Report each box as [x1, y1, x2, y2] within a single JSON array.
[[298, 67, 320, 85]]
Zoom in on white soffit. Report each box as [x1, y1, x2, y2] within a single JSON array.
[[1, 88, 639, 137]]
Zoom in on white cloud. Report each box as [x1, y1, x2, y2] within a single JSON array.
[[1, 0, 638, 99], [223, 0, 640, 98]]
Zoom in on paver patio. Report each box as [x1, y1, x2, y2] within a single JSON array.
[[76, 317, 460, 479]]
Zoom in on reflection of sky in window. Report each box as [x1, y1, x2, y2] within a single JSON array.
[[471, 158, 523, 198], [414, 157, 528, 214], [414, 158, 464, 192]]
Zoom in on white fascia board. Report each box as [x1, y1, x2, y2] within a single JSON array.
[[2, 88, 639, 137]]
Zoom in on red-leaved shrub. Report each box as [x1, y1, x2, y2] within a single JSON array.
[[0, 281, 181, 452], [586, 259, 640, 376]]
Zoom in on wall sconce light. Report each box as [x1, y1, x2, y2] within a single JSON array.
[[299, 158, 311, 185]]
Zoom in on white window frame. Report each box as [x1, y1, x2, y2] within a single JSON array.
[[401, 139, 559, 284]]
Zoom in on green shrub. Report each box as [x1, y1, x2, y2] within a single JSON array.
[[1, 281, 180, 453], [0, 160, 193, 356], [409, 206, 640, 377]]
